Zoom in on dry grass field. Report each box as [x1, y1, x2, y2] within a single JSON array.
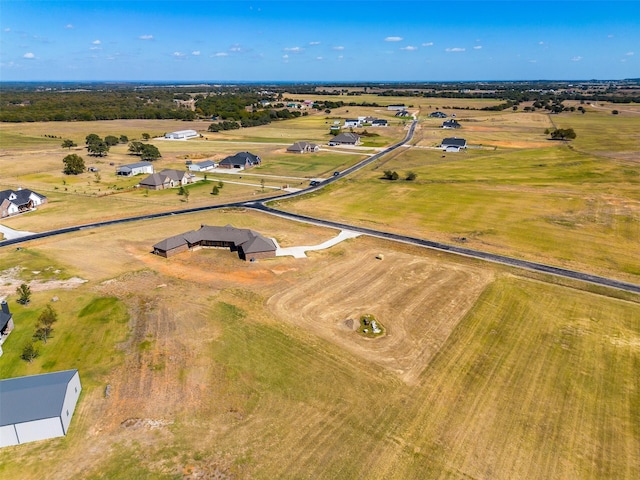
[[0, 209, 638, 479], [1, 96, 639, 479]]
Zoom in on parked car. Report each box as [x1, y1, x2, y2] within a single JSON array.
[[333, 171, 340, 177]]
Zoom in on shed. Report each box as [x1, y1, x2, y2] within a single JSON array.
[[0, 370, 82, 447]]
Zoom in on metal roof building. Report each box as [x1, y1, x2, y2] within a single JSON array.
[[0, 369, 82, 447]]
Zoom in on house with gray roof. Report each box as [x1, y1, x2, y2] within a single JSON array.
[[115, 161, 154, 177], [442, 119, 462, 129], [287, 141, 319, 154], [0, 188, 47, 219], [188, 160, 217, 172], [0, 301, 14, 357], [328, 133, 361, 146], [0, 369, 82, 447], [218, 152, 261, 169], [440, 137, 467, 152], [153, 224, 276, 261]]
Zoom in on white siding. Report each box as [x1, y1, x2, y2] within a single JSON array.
[[0, 425, 19, 447], [15, 417, 64, 444], [60, 372, 82, 434]]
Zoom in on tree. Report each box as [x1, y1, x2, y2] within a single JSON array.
[[128, 141, 144, 155], [33, 304, 57, 343], [61, 139, 77, 150], [383, 170, 399, 180], [406, 171, 417, 181], [16, 283, 31, 305], [178, 186, 186, 196], [141, 132, 151, 140], [63, 153, 86, 175], [211, 185, 220, 195], [140, 144, 161, 161], [549, 128, 577, 141], [85, 133, 101, 145], [104, 135, 119, 146], [182, 187, 190, 203], [21, 342, 40, 363], [218, 181, 224, 189], [119, 134, 129, 143], [87, 141, 109, 157]]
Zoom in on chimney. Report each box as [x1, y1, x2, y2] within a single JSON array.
[[1, 301, 9, 315]]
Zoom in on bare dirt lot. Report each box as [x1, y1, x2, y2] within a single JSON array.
[[268, 241, 493, 384]]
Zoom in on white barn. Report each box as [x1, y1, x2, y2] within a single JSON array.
[[0, 370, 82, 447], [165, 129, 198, 140], [188, 160, 217, 172], [116, 161, 154, 177]]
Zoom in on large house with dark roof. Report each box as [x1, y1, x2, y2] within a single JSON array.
[[440, 137, 467, 152], [153, 224, 277, 261], [0, 301, 14, 357], [0, 189, 47, 218], [218, 152, 261, 169], [328, 133, 361, 146], [0, 369, 82, 447]]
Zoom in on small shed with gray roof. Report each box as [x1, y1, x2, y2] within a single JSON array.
[[0, 369, 82, 447]]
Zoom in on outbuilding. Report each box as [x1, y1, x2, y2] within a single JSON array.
[[116, 161, 154, 177], [0, 369, 82, 447], [164, 129, 198, 140]]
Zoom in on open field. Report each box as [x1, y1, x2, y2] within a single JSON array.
[[0, 209, 638, 479]]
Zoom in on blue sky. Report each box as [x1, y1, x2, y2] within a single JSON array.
[[1, 0, 638, 82]]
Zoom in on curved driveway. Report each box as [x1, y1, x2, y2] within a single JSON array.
[[2, 119, 639, 295]]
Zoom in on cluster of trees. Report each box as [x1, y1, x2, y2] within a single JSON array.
[[21, 303, 58, 363], [208, 120, 241, 132], [545, 128, 577, 140], [382, 170, 417, 181], [0, 89, 197, 122], [128, 141, 161, 161], [62, 153, 86, 175]]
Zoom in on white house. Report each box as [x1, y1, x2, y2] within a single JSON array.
[[188, 160, 217, 172], [440, 137, 467, 152], [116, 161, 154, 177], [0, 301, 14, 357], [0, 188, 47, 219], [344, 119, 360, 128], [164, 129, 198, 140], [0, 370, 82, 447]]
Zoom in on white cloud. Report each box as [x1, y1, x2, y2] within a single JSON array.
[[172, 51, 186, 57], [284, 46, 304, 53], [4, 28, 10, 32], [65, 24, 73, 29], [282, 54, 289, 59], [23, 52, 35, 59], [89, 46, 101, 51], [473, 45, 482, 50], [422, 42, 434, 47], [571, 56, 583, 62], [337, 55, 344, 60], [316, 56, 323, 61], [92, 40, 101, 45], [229, 45, 243, 52], [333, 46, 345, 51], [192, 51, 201, 56], [400, 46, 418, 51], [309, 41, 320, 46], [385, 36, 403, 42], [212, 52, 228, 57], [529, 60, 537, 63], [625, 51, 634, 56], [445, 47, 466, 52], [538, 41, 544, 45], [139, 34, 154, 40]]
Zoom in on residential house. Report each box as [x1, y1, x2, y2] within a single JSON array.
[[329, 133, 361, 146], [116, 161, 154, 177], [139, 169, 192, 190], [395, 110, 411, 117], [429, 111, 448, 118], [0, 189, 47, 219], [287, 141, 320, 154], [442, 119, 462, 129], [440, 137, 467, 152], [0, 301, 14, 357], [218, 152, 261, 169], [344, 119, 360, 128], [153, 224, 277, 261], [372, 119, 388, 127]]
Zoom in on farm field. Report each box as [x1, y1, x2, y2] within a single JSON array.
[[0, 209, 638, 479], [276, 105, 640, 283]]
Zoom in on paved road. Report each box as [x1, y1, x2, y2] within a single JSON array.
[[2, 119, 639, 295]]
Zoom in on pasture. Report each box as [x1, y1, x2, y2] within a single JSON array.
[[0, 209, 638, 479]]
